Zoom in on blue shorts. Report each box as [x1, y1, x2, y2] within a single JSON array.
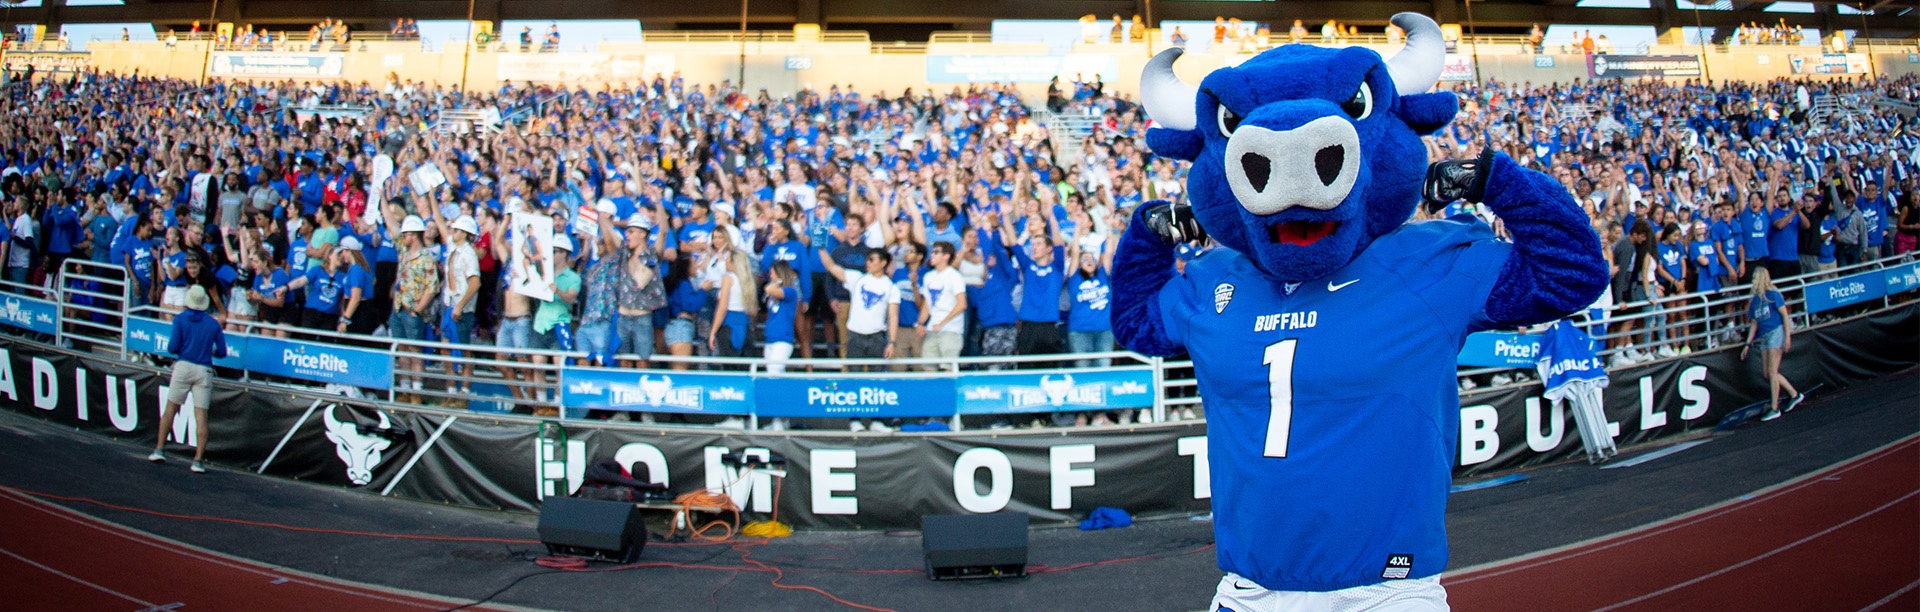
[[388, 310, 428, 341], [664, 317, 696, 346], [618, 316, 655, 360], [576, 320, 612, 356], [496, 316, 533, 349], [1757, 326, 1784, 350]]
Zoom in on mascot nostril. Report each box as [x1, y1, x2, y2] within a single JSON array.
[[1117, 11, 1609, 608], [1242, 153, 1272, 193], [1314, 146, 1344, 187]]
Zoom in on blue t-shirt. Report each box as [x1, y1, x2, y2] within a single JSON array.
[[760, 240, 812, 302], [1749, 289, 1786, 336], [345, 263, 375, 302], [1068, 270, 1112, 333], [1157, 218, 1509, 591], [892, 266, 924, 327], [1739, 209, 1770, 261], [1857, 196, 1888, 247], [763, 286, 800, 343], [677, 219, 715, 247], [1656, 242, 1685, 284], [87, 213, 117, 263], [1688, 240, 1721, 293], [254, 268, 290, 307], [302, 266, 346, 313], [1013, 245, 1066, 323], [162, 252, 190, 287], [1766, 208, 1798, 262], [1817, 217, 1838, 263], [972, 249, 1018, 328], [1711, 220, 1739, 273]]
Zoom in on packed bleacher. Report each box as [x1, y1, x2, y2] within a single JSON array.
[[1, 65, 1916, 426]]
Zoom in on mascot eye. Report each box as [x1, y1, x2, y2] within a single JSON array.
[[1217, 105, 1242, 137], [1341, 84, 1374, 121]]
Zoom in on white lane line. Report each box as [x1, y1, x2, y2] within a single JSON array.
[[0, 544, 158, 608], [1591, 490, 1920, 612], [1599, 439, 1711, 470], [1859, 579, 1920, 612]]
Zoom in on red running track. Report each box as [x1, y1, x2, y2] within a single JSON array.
[[0, 487, 490, 611], [1446, 435, 1920, 612]]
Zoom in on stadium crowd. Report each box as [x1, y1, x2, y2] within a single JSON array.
[[0, 64, 1916, 425]]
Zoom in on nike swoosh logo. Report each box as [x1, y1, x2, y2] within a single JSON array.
[[1328, 279, 1360, 292]]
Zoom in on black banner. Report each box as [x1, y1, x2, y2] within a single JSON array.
[[1, 305, 1912, 528]]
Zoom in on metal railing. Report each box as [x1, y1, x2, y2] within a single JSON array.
[[13, 250, 1915, 430]]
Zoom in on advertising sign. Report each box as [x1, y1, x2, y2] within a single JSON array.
[[1457, 332, 1543, 368], [0, 295, 58, 335], [1440, 54, 1477, 82], [495, 53, 674, 83], [755, 376, 955, 418], [243, 336, 393, 389], [1534, 55, 1556, 68], [2, 51, 90, 74], [1790, 53, 1870, 75], [955, 368, 1155, 415], [1587, 54, 1703, 78], [124, 316, 248, 369], [784, 56, 813, 70], [559, 368, 753, 415], [1804, 270, 1887, 313], [208, 52, 346, 78], [925, 55, 1116, 83]]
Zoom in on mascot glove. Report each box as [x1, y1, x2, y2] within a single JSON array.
[[1421, 147, 1495, 212], [1141, 201, 1207, 245]]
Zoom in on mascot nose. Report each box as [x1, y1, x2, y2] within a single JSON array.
[[1224, 116, 1362, 216]]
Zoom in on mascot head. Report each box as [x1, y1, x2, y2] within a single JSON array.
[[1142, 12, 1460, 282]]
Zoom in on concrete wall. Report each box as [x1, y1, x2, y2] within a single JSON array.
[[67, 42, 1920, 101]]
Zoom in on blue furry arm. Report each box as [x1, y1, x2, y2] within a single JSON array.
[[1477, 153, 1610, 329], [1109, 204, 1184, 357]]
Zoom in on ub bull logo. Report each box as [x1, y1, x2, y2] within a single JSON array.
[[321, 405, 393, 486]]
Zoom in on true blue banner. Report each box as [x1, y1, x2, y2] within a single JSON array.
[[1805, 270, 1887, 313], [955, 368, 1155, 415], [559, 368, 754, 415], [242, 336, 393, 389], [124, 316, 248, 369], [0, 295, 58, 335], [755, 376, 955, 418], [1457, 332, 1542, 368]]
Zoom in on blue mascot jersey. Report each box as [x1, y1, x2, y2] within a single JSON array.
[[1160, 218, 1510, 591]]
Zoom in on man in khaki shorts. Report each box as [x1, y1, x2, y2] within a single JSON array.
[[150, 285, 229, 474]]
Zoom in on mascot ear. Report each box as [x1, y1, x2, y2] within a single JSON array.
[[1146, 127, 1205, 161], [1398, 92, 1459, 137]]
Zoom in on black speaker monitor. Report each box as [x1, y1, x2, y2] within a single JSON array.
[[538, 496, 647, 563], [921, 511, 1029, 580]]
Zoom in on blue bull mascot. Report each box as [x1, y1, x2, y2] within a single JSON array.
[[1110, 13, 1608, 611]]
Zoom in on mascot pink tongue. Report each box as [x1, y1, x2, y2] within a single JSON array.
[[1109, 12, 1608, 610]]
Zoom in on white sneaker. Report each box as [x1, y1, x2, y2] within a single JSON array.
[[867, 421, 893, 433], [1761, 408, 1783, 422], [716, 417, 745, 429], [1135, 410, 1152, 424], [1628, 347, 1650, 363], [1117, 411, 1134, 425], [1181, 408, 1198, 421], [765, 418, 789, 432], [1786, 393, 1807, 413], [1657, 346, 1678, 359], [639, 413, 656, 424], [608, 412, 630, 422], [1459, 378, 1480, 392], [849, 420, 867, 432], [1609, 353, 1635, 368], [1490, 373, 1513, 386], [147, 450, 166, 463]]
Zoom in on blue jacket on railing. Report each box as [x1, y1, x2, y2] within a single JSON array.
[[168, 309, 228, 367]]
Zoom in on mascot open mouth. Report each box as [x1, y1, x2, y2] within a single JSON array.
[[1270, 220, 1340, 246]]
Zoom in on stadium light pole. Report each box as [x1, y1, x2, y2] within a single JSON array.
[[199, 0, 221, 84], [1463, 0, 1483, 87], [1691, 1, 1712, 82], [1857, 2, 1877, 78], [459, 0, 474, 92], [737, 0, 748, 90]]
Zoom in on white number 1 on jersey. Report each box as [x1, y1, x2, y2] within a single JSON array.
[[1263, 339, 1297, 458]]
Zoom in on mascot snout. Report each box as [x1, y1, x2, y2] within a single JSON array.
[[1224, 115, 1361, 216]]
